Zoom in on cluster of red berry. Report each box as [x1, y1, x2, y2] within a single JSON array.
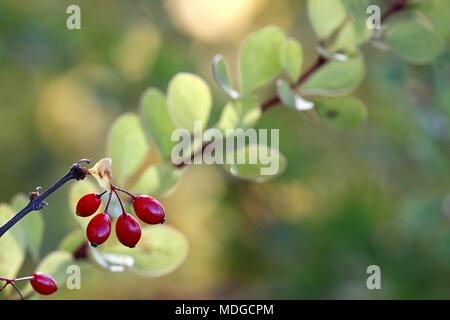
[[76, 186, 165, 248], [0, 272, 57, 298]]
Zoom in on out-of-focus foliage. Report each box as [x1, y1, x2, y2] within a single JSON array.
[[0, 0, 450, 300]]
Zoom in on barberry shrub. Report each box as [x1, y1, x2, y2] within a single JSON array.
[[1, 0, 449, 299]]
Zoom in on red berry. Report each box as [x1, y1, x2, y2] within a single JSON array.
[[115, 213, 142, 248], [76, 193, 102, 217], [30, 273, 57, 295], [132, 195, 165, 224], [86, 212, 111, 247]]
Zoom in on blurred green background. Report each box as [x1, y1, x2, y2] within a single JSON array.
[[1, 0, 450, 299]]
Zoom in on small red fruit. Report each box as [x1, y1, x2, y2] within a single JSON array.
[[116, 213, 142, 248], [30, 273, 57, 295], [86, 212, 111, 247], [76, 193, 102, 217], [132, 195, 165, 224]]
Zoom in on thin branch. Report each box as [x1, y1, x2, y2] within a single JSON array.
[[0, 281, 9, 291], [104, 190, 114, 213], [10, 282, 24, 300], [0, 159, 90, 238], [261, 55, 328, 112]]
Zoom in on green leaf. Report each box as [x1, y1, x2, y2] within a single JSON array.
[[22, 251, 74, 297], [301, 54, 365, 96], [217, 97, 261, 131], [308, 0, 371, 50], [334, 0, 371, 50], [280, 38, 303, 82], [385, 19, 445, 65], [141, 88, 178, 160], [239, 25, 286, 95], [276, 79, 314, 111], [11, 194, 44, 261], [69, 179, 99, 229], [308, 0, 347, 40], [132, 163, 183, 197], [59, 230, 86, 253], [0, 204, 25, 248], [315, 96, 367, 128], [107, 225, 188, 277], [223, 144, 287, 182], [0, 232, 25, 279], [167, 73, 212, 133], [417, 0, 450, 40], [212, 55, 239, 99], [107, 113, 149, 185]]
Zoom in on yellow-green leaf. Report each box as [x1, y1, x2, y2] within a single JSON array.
[[141, 88, 178, 160], [280, 38, 303, 82], [107, 113, 149, 185], [239, 26, 286, 95], [315, 96, 367, 128], [167, 73, 212, 133]]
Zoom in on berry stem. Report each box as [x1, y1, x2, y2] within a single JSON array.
[[0, 159, 90, 238], [10, 282, 24, 300], [113, 189, 127, 216], [104, 191, 114, 213], [97, 190, 107, 198], [14, 276, 34, 282], [0, 282, 9, 291], [0, 276, 28, 300], [112, 185, 137, 200]]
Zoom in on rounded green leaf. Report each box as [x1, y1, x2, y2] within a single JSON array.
[[417, 0, 450, 40], [107, 225, 188, 277], [107, 113, 149, 185], [22, 251, 74, 297], [0, 204, 25, 249], [11, 194, 44, 261], [167, 73, 212, 133], [141, 88, 178, 160], [69, 179, 99, 229], [217, 97, 261, 131], [59, 230, 86, 253], [212, 55, 239, 99], [0, 232, 25, 279], [239, 25, 286, 95], [308, 0, 346, 40], [385, 19, 445, 65], [132, 163, 183, 197], [315, 96, 367, 128], [223, 144, 287, 182], [301, 55, 365, 96], [280, 38, 303, 82]]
